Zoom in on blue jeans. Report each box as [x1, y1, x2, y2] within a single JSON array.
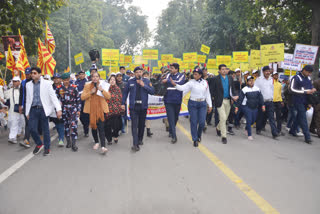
[[55, 120, 64, 141], [287, 105, 300, 133], [234, 106, 244, 127], [165, 103, 181, 138], [242, 106, 258, 136], [188, 100, 207, 141], [256, 101, 278, 136], [291, 103, 310, 141], [29, 107, 51, 150]]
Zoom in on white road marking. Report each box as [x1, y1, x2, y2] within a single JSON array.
[[0, 133, 58, 184]]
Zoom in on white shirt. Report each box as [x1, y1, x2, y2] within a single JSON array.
[[175, 79, 212, 107], [254, 75, 274, 101]]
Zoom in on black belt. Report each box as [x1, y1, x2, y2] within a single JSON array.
[[31, 106, 43, 109]]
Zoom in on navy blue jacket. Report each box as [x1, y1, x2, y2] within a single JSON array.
[[164, 72, 185, 104], [122, 74, 130, 83], [122, 77, 155, 109], [237, 85, 264, 109], [290, 72, 313, 105], [75, 78, 88, 92]]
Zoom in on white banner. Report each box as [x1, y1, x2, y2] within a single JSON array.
[[281, 53, 302, 71], [293, 44, 319, 65]]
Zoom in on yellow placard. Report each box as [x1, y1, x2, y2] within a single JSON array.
[[98, 71, 107, 80], [119, 54, 125, 63], [240, 63, 250, 71], [161, 54, 174, 62], [173, 58, 182, 63], [180, 61, 189, 70], [74, 52, 84, 65], [183, 52, 197, 62], [233, 51, 248, 63], [101, 49, 120, 61], [152, 67, 161, 74], [134, 55, 148, 64], [158, 60, 167, 68], [188, 63, 197, 70], [143, 49, 159, 60], [207, 59, 217, 69], [260, 43, 284, 63], [129, 64, 140, 71], [230, 63, 240, 71], [124, 55, 132, 64], [197, 55, 207, 64], [216, 55, 232, 66], [110, 67, 119, 73], [208, 69, 219, 76], [102, 60, 119, 67], [250, 50, 263, 68], [200, 44, 210, 54]]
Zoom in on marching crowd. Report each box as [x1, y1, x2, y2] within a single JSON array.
[[0, 63, 319, 155]]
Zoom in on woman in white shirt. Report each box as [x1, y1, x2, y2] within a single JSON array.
[[170, 68, 212, 147]]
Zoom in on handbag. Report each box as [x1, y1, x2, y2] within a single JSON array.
[[12, 89, 20, 113]]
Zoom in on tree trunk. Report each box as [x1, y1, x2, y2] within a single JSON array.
[[308, 0, 320, 80]]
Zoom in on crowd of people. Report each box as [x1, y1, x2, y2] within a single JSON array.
[[0, 62, 319, 156]]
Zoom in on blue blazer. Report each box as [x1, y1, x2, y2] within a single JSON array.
[[122, 77, 155, 109]]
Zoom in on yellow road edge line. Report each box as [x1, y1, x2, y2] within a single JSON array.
[[176, 123, 280, 214]]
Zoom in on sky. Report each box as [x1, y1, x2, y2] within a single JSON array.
[[131, 0, 171, 46]]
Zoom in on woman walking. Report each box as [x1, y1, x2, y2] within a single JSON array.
[[104, 75, 123, 145], [170, 68, 212, 147], [81, 72, 111, 154]]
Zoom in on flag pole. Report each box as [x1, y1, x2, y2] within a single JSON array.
[[68, 5, 72, 73]]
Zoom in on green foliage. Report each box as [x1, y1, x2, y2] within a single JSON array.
[[0, 0, 66, 54]]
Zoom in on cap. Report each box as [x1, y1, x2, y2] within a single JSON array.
[[109, 72, 116, 77], [78, 70, 85, 74], [44, 74, 51, 79], [262, 66, 270, 71], [25, 67, 31, 74], [12, 76, 21, 81], [252, 70, 258, 74], [134, 66, 143, 73], [272, 71, 278, 75], [89, 64, 98, 71], [61, 73, 70, 80], [235, 68, 241, 72], [53, 73, 61, 79], [243, 71, 249, 75], [303, 65, 313, 72], [116, 72, 122, 76], [247, 76, 254, 81], [126, 70, 131, 74], [193, 68, 203, 76]]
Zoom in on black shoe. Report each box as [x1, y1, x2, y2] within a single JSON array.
[[166, 127, 169, 132], [84, 133, 89, 137], [256, 130, 262, 135], [272, 133, 280, 139], [289, 131, 297, 137], [66, 138, 71, 148], [227, 129, 235, 135], [305, 139, 312, 144], [114, 139, 118, 144], [138, 140, 143, 145], [43, 149, 50, 156], [216, 128, 221, 137], [193, 141, 198, 147], [207, 122, 212, 126], [222, 137, 227, 144], [72, 144, 78, 152], [33, 145, 43, 155], [147, 128, 153, 137], [203, 127, 207, 133], [131, 145, 140, 152], [171, 137, 177, 144]]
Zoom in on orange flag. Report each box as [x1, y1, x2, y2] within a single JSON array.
[[45, 21, 56, 54], [6, 45, 16, 76], [64, 66, 70, 73], [37, 38, 56, 76], [0, 52, 4, 60], [16, 29, 30, 80]]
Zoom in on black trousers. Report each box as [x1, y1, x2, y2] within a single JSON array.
[[104, 115, 122, 143], [92, 120, 105, 147], [273, 102, 282, 133], [130, 105, 147, 146]]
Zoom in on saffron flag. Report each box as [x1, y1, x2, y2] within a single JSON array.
[[64, 66, 70, 73], [45, 21, 56, 54], [16, 29, 30, 80], [37, 38, 56, 76], [6, 45, 16, 76], [0, 52, 4, 60]]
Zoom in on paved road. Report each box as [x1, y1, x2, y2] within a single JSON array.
[[0, 117, 319, 214]]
